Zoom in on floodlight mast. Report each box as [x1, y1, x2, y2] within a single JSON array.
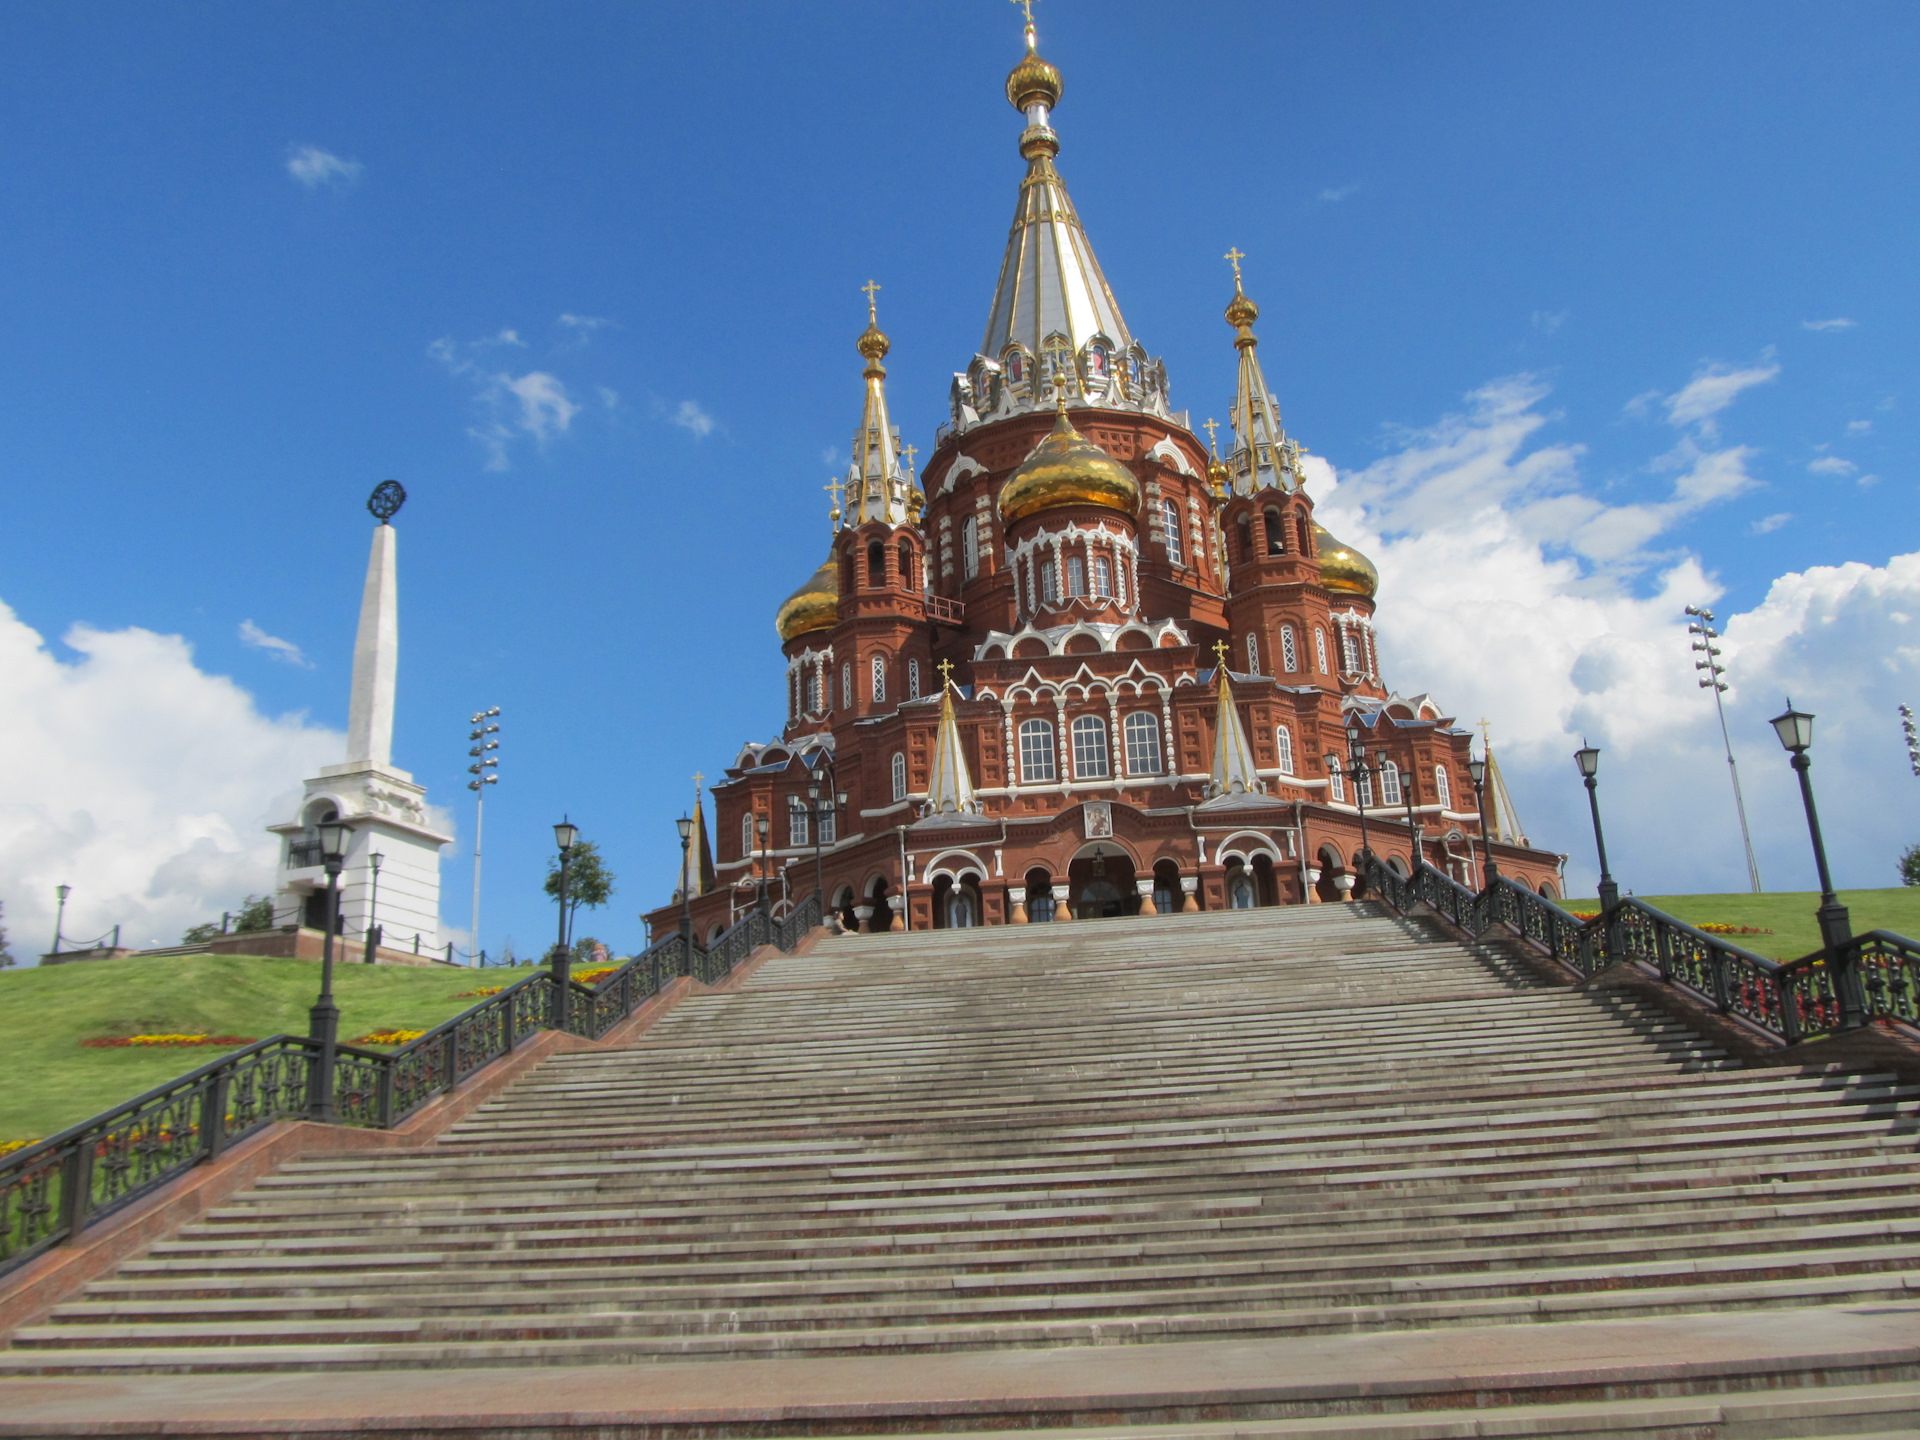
[[467, 708, 501, 965], [1900, 704, 1920, 779], [1685, 607, 1762, 893]]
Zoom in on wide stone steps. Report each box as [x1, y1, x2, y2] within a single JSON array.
[[7, 903, 1918, 1392]]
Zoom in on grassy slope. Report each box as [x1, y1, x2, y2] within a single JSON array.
[[1559, 887, 1920, 961], [0, 953, 540, 1145]]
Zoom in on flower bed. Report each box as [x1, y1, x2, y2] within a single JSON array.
[[451, 985, 505, 999], [0, 1139, 29, 1156], [80, 1034, 255, 1049], [354, 1029, 427, 1046], [573, 966, 620, 986], [1697, 921, 1774, 935]]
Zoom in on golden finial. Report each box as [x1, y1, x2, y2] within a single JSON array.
[[1010, 0, 1038, 45], [1478, 718, 1493, 752], [902, 441, 917, 482], [1005, 0, 1061, 114], [824, 476, 844, 524], [861, 278, 881, 321], [693, 771, 705, 806], [937, 658, 956, 690], [1224, 249, 1259, 332], [1202, 417, 1220, 456], [857, 282, 889, 367], [1224, 248, 1246, 288], [1213, 639, 1231, 667]]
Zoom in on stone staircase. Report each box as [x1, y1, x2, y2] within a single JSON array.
[[5, 903, 1919, 1436]]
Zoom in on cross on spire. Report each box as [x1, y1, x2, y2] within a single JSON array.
[[1224, 247, 1246, 287], [692, 771, 705, 803], [1213, 639, 1231, 668], [1009, 0, 1037, 31], [937, 658, 955, 690], [1202, 417, 1220, 455], [861, 279, 881, 321], [902, 442, 917, 481]]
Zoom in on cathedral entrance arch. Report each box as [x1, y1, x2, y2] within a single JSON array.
[[1225, 859, 1256, 910], [1314, 845, 1345, 903], [1023, 867, 1055, 923], [1068, 841, 1136, 918], [1151, 859, 1182, 916]]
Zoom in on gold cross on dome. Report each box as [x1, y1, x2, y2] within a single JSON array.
[[824, 475, 844, 516], [902, 442, 917, 479], [861, 279, 881, 320], [1478, 717, 1493, 749], [1202, 417, 1220, 455], [1213, 639, 1231, 666], [1010, 0, 1038, 29], [692, 770, 705, 802], [1224, 248, 1246, 285], [937, 658, 955, 689]]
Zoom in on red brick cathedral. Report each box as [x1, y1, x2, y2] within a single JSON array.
[[649, 22, 1564, 942]]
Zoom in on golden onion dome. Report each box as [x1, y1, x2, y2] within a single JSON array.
[[1206, 454, 1231, 499], [1224, 287, 1259, 331], [1006, 30, 1063, 112], [1314, 523, 1379, 599], [856, 319, 889, 367], [998, 403, 1141, 526], [774, 556, 839, 643]]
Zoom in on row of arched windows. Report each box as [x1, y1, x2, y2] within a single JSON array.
[[1015, 713, 1163, 784], [1232, 505, 1314, 565]]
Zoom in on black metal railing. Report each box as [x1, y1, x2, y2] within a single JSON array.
[[1362, 852, 1920, 1050], [286, 839, 323, 868], [2, 903, 825, 1280]]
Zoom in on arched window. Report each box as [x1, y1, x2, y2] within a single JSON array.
[[1328, 759, 1346, 803], [789, 797, 809, 848], [1245, 633, 1261, 676], [1066, 555, 1086, 597], [1355, 765, 1374, 807], [807, 668, 822, 712], [1041, 559, 1059, 603], [1235, 514, 1254, 564], [788, 670, 797, 718], [1275, 725, 1295, 776], [1093, 555, 1112, 597], [1314, 627, 1329, 673], [741, 813, 755, 858], [962, 517, 980, 580], [1264, 506, 1285, 556], [1341, 628, 1361, 673], [841, 663, 852, 711], [870, 655, 886, 704], [1280, 624, 1299, 673], [891, 751, 907, 802], [1123, 712, 1163, 775], [908, 658, 921, 699], [867, 540, 885, 587], [1434, 765, 1452, 810], [1380, 759, 1402, 806], [819, 804, 837, 845], [1019, 719, 1057, 783], [1161, 498, 1183, 565], [897, 538, 913, 589], [1071, 715, 1110, 779], [1297, 515, 1313, 554]]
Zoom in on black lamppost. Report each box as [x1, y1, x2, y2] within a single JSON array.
[[1768, 703, 1859, 1020], [1402, 770, 1422, 874], [306, 815, 351, 1122], [1572, 743, 1617, 913], [51, 883, 70, 957], [676, 813, 695, 967], [802, 773, 847, 912], [1346, 732, 1374, 861], [1467, 755, 1499, 889], [755, 812, 772, 919], [550, 817, 578, 1032], [363, 851, 383, 963]]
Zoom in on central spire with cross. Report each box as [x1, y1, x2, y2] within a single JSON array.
[[846, 282, 910, 527]]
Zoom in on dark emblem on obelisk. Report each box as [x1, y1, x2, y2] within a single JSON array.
[[367, 479, 407, 523]]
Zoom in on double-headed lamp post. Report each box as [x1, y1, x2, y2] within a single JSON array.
[[803, 775, 847, 912], [550, 818, 578, 1032], [1346, 733, 1374, 861], [756, 812, 772, 919], [306, 815, 351, 1122], [675, 813, 695, 964], [1572, 743, 1617, 913], [1467, 755, 1499, 889], [1768, 705, 1856, 1016]]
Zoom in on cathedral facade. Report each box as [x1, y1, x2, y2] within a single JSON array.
[[648, 22, 1564, 942]]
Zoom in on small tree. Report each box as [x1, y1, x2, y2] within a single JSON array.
[[544, 840, 615, 948], [1900, 843, 1920, 887], [182, 894, 277, 946], [0, 900, 14, 968]]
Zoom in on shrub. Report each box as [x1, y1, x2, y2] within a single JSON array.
[[1899, 842, 1920, 887]]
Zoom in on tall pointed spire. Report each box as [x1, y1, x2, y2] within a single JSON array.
[[923, 663, 980, 816], [961, 15, 1166, 423], [678, 775, 716, 901], [1222, 251, 1303, 496], [346, 508, 400, 769], [1206, 643, 1265, 799], [844, 282, 910, 527]]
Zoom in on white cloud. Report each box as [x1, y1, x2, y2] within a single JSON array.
[[429, 334, 583, 470], [501, 372, 580, 443], [1802, 318, 1857, 332], [596, 386, 620, 409], [1750, 512, 1792, 535], [1808, 455, 1857, 477], [672, 400, 715, 438], [0, 600, 342, 957], [558, 314, 612, 334], [1311, 371, 1916, 897], [1661, 358, 1780, 432], [1530, 310, 1570, 335], [1317, 182, 1361, 204], [286, 145, 362, 189], [238, 620, 311, 668], [1847, 420, 1873, 435]]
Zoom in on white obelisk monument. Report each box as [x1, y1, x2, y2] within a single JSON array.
[[269, 483, 451, 958]]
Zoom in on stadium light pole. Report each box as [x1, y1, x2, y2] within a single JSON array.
[[1685, 607, 1762, 892], [467, 708, 500, 965]]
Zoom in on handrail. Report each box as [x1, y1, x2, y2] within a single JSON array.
[[2, 909, 822, 1280], [1363, 852, 1920, 1049]]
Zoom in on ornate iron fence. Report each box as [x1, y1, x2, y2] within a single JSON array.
[[1362, 852, 1920, 1050], [2, 906, 825, 1281]]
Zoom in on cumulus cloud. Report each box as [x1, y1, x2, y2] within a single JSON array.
[[1847, 420, 1873, 435], [1751, 512, 1792, 535], [1661, 358, 1780, 433], [1311, 372, 1915, 897], [430, 333, 583, 470], [1809, 455, 1857, 478], [286, 145, 362, 189], [1317, 182, 1361, 204], [0, 600, 342, 958], [1802, 318, 1857, 332], [238, 619, 311, 668], [672, 400, 716, 438], [1530, 310, 1570, 335], [558, 314, 612, 334]]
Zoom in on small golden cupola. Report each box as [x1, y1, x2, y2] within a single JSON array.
[[774, 556, 840, 643], [997, 398, 1141, 526], [1313, 523, 1379, 599]]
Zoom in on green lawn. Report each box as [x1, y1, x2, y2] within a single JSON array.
[[1559, 887, 1920, 961], [0, 953, 541, 1146]]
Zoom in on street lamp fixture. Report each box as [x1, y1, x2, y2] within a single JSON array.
[[1572, 742, 1617, 913], [1768, 702, 1857, 1017], [550, 817, 577, 1032], [1345, 731, 1374, 864], [755, 811, 772, 919], [52, 883, 71, 957], [364, 851, 384, 963], [307, 815, 351, 1122], [675, 813, 695, 970], [1466, 755, 1498, 889]]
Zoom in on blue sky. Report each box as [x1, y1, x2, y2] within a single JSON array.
[[2, 2, 1916, 959]]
